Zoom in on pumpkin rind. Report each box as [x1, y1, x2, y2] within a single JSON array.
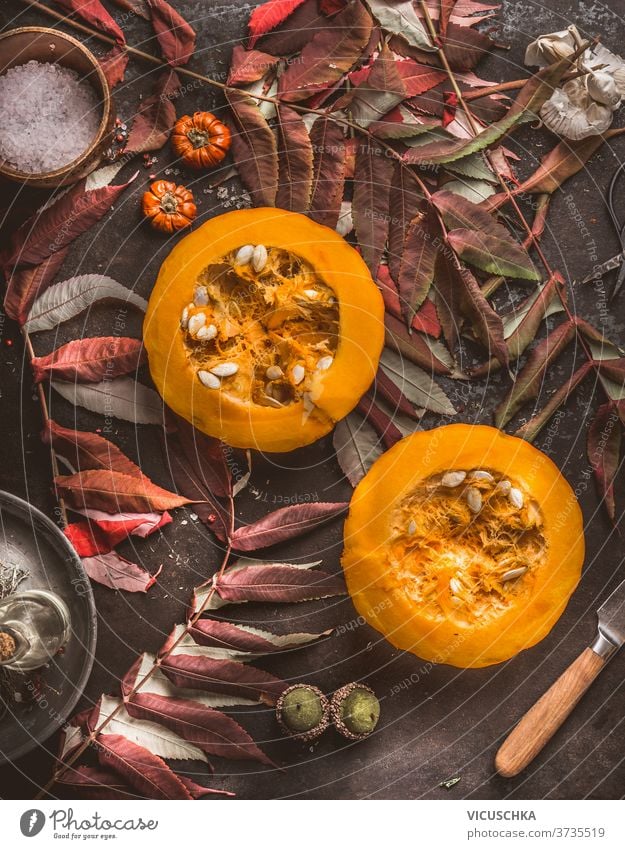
[[143, 208, 385, 451], [341, 424, 584, 668]]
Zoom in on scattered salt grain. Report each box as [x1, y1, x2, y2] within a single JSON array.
[[0, 60, 101, 174]]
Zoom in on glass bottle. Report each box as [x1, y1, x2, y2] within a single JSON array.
[[0, 590, 71, 671]]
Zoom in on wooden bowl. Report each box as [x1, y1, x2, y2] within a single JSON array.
[[0, 26, 115, 188]]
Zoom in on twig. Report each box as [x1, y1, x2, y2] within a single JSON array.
[[22, 328, 69, 527]]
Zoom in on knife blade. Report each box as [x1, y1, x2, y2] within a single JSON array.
[[495, 577, 625, 778], [593, 576, 625, 657]]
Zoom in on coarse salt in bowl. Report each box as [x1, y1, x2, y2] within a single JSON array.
[[0, 27, 113, 187], [0, 60, 101, 174]]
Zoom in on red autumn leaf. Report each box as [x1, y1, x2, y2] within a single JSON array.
[[275, 104, 314, 212], [96, 733, 192, 799], [169, 414, 232, 498], [397, 208, 440, 326], [432, 190, 538, 280], [124, 692, 274, 764], [160, 654, 286, 705], [588, 403, 622, 523], [65, 511, 171, 556], [439, 0, 456, 36], [125, 70, 179, 154], [308, 117, 346, 229], [54, 468, 192, 513], [31, 337, 144, 384], [394, 60, 447, 97], [43, 420, 143, 477], [230, 501, 348, 551], [53, 765, 137, 799], [164, 430, 231, 539], [109, 0, 149, 18], [255, 0, 328, 55], [456, 262, 508, 368], [82, 553, 162, 592], [443, 21, 493, 72], [178, 776, 235, 798], [358, 394, 403, 448], [54, 0, 125, 43], [65, 521, 111, 557], [147, 0, 196, 66], [319, 0, 346, 13], [100, 45, 129, 88], [442, 90, 459, 127], [495, 319, 577, 428], [387, 161, 423, 284], [247, 0, 308, 48], [376, 265, 440, 337], [278, 1, 372, 101], [352, 137, 395, 273], [384, 311, 452, 374], [214, 563, 346, 603], [226, 89, 278, 207], [189, 618, 330, 654], [3, 247, 68, 324], [227, 45, 280, 85], [4, 177, 136, 269], [373, 368, 420, 420]]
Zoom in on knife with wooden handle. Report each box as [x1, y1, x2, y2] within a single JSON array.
[[495, 577, 625, 778]]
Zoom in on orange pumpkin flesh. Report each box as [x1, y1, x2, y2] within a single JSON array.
[[342, 425, 584, 668], [143, 208, 385, 451]]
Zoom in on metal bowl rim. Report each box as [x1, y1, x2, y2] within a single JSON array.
[[0, 489, 97, 766]]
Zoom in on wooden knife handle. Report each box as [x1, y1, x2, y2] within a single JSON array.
[[495, 647, 606, 778]]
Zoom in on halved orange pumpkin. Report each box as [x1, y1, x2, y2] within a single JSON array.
[[342, 425, 584, 668], [143, 208, 384, 452]]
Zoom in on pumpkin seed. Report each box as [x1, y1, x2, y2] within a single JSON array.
[[180, 306, 189, 328], [449, 577, 462, 595], [408, 519, 417, 535], [502, 566, 527, 582], [509, 487, 524, 509], [292, 364, 305, 385], [188, 312, 206, 335], [235, 244, 254, 265], [466, 487, 482, 513], [252, 244, 268, 273], [210, 362, 239, 378], [304, 289, 318, 298], [266, 365, 284, 380], [442, 471, 467, 487], [316, 355, 333, 371], [470, 470, 494, 482], [198, 370, 220, 389], [196, 323, 217, 341], [194, 285, 209, 306], [496, 479, 512, 495]]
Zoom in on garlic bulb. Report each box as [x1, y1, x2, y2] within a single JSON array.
[[524, 25, 582, 67], [587, 70, 621, 107], [540, 88, 613, 140]]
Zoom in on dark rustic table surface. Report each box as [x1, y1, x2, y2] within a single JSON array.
[[1, 0, 625, 801]]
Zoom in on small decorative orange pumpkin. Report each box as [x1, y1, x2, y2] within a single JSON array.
[[171, 111, 231, 170], [142, 180, 197, 234], [342, 425, 585, 668]]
